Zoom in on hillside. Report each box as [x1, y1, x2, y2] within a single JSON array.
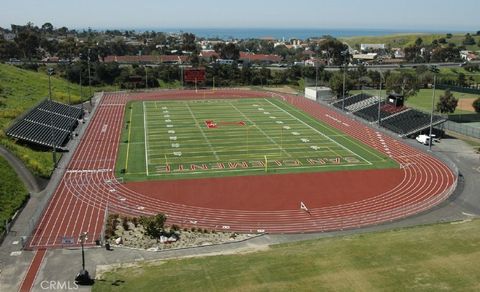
[[0, 63, 85, 177], [341, 32, 480, 51]]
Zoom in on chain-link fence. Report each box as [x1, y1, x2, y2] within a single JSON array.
[[444, 121, 480, 139]]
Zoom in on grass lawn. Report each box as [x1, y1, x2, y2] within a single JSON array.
[[351, 88, 478, 115], [115, 98, 396, 181], [93, 219, 480, 292], [0, 156, 29, 234]]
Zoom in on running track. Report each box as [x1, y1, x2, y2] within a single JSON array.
[[28, 89, 456, 249]]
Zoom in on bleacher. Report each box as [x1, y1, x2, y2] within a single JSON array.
[[332, 93, 372, 111], [354, 102, 408, 122], [6, 100, 84, 149], [381, 109, 445, 136], [346, 96, 380, 112]]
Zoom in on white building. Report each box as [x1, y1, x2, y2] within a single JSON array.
[[360, 44, 385, 52], [305, 87, 334, 101]]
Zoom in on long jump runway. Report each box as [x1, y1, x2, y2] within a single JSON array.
[[27, 89, 456, 249]]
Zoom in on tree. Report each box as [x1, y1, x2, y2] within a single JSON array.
[[473, 98, 480, 113], [446, 33, 453, 39], [140, 213, 167, 239], [457, 73, 467, 87], [436, 89, 458, 113], [41, 22, 54, 34], [329, 71, 353, 97], [214, 43, 240, 60], [431, 47, 460, 62], [385, 71, 419, 99], [319, 38, 349, 65], [15, 30, 40, 59], [415, 37, 423, 46], [463, 33, 476, 45]]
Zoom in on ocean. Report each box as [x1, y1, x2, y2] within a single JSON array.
[[130, 27, 465, 40]]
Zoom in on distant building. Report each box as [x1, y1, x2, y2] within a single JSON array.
[[460, 50, 478, 61], [103, 55, 189, 64], [352, 53, 378, 61], [2, 32, 16, 41], [392, 48, 405, 59], [239, 52, 282, 64], [360, 44, 385, 52]]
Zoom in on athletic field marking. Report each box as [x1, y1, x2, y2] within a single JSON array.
[[185, 102, 220, 160], [147, 162, 370, 176], [143, 102, 149, 176], [229, 101, 292, 158], [265, 99, 372, 165], [125, 106, 133, 170], [274, 98, 386, 162]]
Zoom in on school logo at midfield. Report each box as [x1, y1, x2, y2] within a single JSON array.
[[204, 120, 246, 128]]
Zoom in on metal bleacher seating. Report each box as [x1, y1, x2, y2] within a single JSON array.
[[381, 109, 445, 136], [6, 100, 84, 149], [332, 93, 372, 111], [346, 96, 380, 112], [354, 102, 408, 122]]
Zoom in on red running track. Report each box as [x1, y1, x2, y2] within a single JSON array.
[[28, 89, 456, 249]]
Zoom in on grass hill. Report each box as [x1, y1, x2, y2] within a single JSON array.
[[94, 219, 480, 291], [0, 156, 28, 235], [341, 33, 480, 51], [0, 63, 90, 177]]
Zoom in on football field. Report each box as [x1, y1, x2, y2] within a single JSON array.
[[115, 98, 397, 180]]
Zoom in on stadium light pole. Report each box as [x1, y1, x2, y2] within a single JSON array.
[[428, 66, 440, 151], [47, 67, 57, 168], [145, 66, 148, 89], [87, 48, 92, 105], [341, 49, 349, 111], [377, 71, 384, 126], [75, 232, 92, 285]]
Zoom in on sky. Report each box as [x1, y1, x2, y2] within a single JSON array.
[[0, 0, 478, 31]]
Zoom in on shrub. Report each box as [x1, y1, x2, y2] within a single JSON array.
[[473, 98, 480, 113]]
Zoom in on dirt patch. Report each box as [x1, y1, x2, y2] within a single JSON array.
[[457, 98, 476, 112]]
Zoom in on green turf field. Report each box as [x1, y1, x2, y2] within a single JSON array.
[[115, 98, 397, 181]]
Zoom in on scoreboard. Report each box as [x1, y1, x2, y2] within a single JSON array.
[[184, 68, 206, 83]]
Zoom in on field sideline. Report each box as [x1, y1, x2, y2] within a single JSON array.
[[115, 97, 397, 181]]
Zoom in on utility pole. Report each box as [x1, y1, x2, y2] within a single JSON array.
[[428, 66, 440, 151]]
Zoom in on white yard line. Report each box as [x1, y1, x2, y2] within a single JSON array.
[[143, 101, 150, 176], [265, 98, 372, 165], [229, 101, 292, 158], [185, 102, 220, 160]]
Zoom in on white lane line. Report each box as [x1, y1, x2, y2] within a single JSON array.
[[265, 98, 371, 165], [143, 101, 149, 176], [185, 102, 220, 160], [229, 101, 292, 158]]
